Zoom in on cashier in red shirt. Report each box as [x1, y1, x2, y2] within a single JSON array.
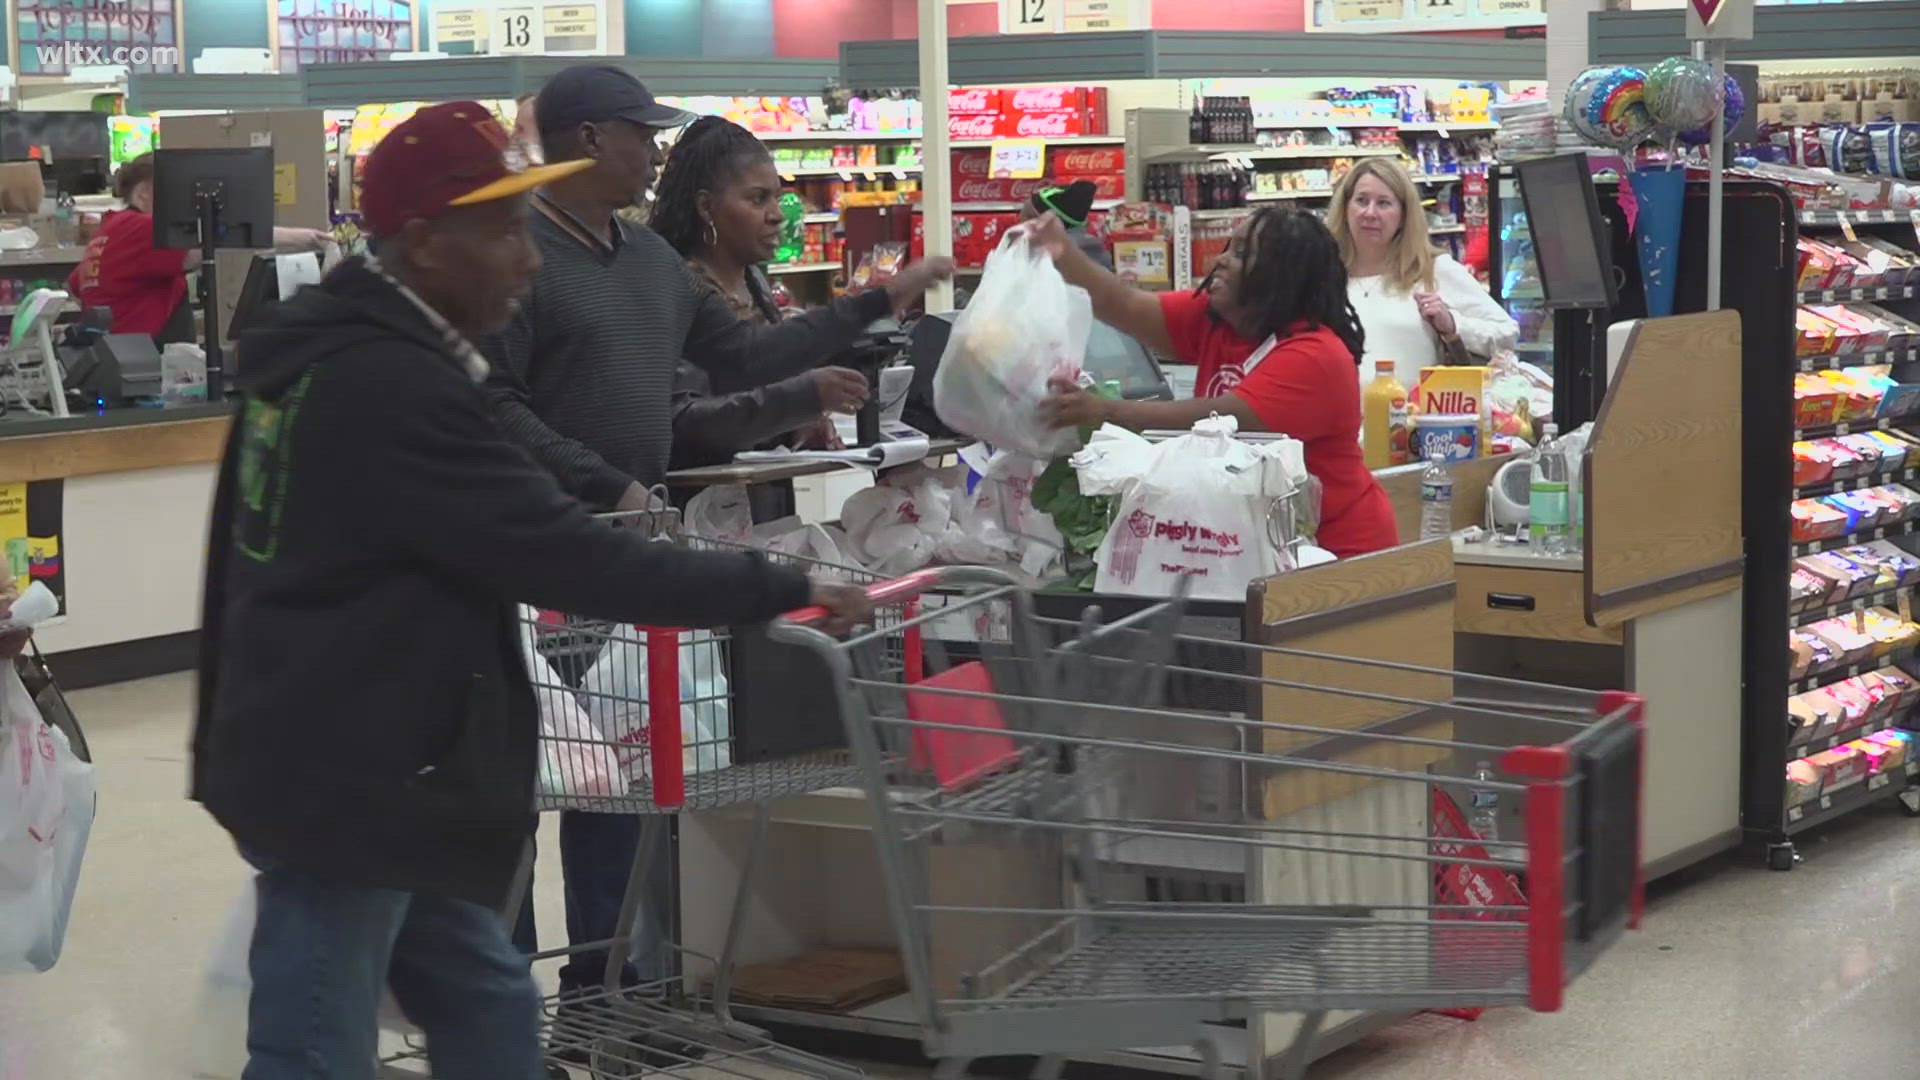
[[68, 153, 328, 341], [1032, 206, 1398, 559]]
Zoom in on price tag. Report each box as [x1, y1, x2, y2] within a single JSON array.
[[780, 172, 795, 182], [836, 169, 852, 182], [1821, 794, 1834, 810], [890, 167, 906, 180], [1437, 127, 1451, 139], [1871, 772, 1891, 791], [1789, 805, 1805, 823], [987, 139, 1046, 179], [1868, 247, 1893, 276], [1839, 212, 1859, 242], [1801, 357, 1813, 373], [1326, 125, 1341, 138]]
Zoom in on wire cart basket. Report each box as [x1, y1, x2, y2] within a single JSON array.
[[388, 503, 929, 1080], [765, 566, 1646, 1080]]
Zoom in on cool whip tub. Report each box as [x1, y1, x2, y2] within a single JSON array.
[[1410, 413, 1480, 461]]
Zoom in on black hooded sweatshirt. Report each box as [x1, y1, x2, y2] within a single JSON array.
[[192, 259, 811, 905]]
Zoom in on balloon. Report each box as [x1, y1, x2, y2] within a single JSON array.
[[1678, 73, 1745, 146], [1646, 56, 1725, 136], [1565, 65, 1654, 151]]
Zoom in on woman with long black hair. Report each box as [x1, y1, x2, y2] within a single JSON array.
[[1032, 206, 1397, 558], [648, 116, 866, 464]]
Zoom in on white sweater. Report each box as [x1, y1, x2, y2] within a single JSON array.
[[1348, 254, 1519, 397]]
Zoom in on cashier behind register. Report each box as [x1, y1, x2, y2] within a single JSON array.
[[1031, 205, 1398, 559], [67, 153, 329, 343]]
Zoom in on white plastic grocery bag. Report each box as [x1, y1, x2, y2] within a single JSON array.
[[685, 484, 753, 544], [0, 663, 94, 974], [580, 630, 732, 783], [933, 232, 1092, 460], [517, 607, 626, 801], [1075, 416, 1314, 602], [188, 878, 411, 1080]]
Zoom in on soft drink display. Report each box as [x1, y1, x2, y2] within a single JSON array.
[[1528, 422, 1571, 556], [1188, 96, 1254, 145], [1143, 162, 1248, 210], [1419, 452, 1453, 540]]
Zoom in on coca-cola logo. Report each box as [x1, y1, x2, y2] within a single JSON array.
[[955, 154, 992, 178], [1014, 112, 1074, 137], [1056, 150, 1119, 173], [949, 88, 994, 112], [1010, 87, 1072, 110], [948, 114, 1000, 139], [955, 179, 1004, 200]]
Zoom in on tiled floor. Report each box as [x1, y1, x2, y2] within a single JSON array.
[[5, 672, 1920, 1079]]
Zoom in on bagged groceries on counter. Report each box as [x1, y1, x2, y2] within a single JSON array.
[[581, 629, 732, 781], [0, 659, 93, 974], [1073, 416, 1325, 602], [685, 483, 754, 545], [959, 444, 1065, 577], [517, 607, 626, 801], [933, 231, 1092, 460]]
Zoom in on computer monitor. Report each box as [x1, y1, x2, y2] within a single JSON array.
[[150, 148, 275, 251], [1513, 153, 1618, 311]]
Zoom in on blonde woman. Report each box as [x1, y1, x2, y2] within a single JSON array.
[[1328, 157, 1517, 396]]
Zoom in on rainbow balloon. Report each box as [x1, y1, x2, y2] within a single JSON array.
[[1566, 65, 1654, 151]]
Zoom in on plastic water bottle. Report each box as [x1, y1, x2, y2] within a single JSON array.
[[1529, 422, 1570, 556], [1469, 760, 1500, 842], [1419, 451, 1452, 539]]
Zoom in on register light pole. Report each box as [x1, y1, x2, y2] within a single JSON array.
[[917, 0, 955, 311]]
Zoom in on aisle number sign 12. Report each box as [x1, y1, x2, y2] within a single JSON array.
[[1000, 0, 1062, 34], [988, 139, 1046, 179]]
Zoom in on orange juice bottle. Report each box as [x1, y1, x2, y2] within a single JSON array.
[[1362, 360, 1410, 469]]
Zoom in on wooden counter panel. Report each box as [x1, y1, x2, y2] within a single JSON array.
[[0, 415, 230, 482], [1456, 563, 1623, 645], [1586, 311, 1743, 627]]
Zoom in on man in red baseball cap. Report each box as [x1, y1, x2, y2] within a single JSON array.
[[192, 100, 871, 1079]]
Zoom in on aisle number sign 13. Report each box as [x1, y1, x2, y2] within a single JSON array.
[[1000, 0, 1062, 34], [494, 6, 536, 52]]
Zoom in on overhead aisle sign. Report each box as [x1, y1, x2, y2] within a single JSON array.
[[429, 0, 606, 55], [1311, 0, 1544, 33]]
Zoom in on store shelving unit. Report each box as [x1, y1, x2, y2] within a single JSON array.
[[1774, 209, 1920, 863]]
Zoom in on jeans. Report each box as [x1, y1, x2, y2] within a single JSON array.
[[242, 854, 543, 1080], [510, 811, 673, 995]]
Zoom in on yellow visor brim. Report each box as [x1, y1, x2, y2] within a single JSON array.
[[448, 158, 594, 207]]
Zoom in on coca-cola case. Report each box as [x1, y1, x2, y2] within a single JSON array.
[[954, 177, 1050, 204], [1005, 110, 1085, 139], [1005, 86, 1081, 113], [947, 112, 1006, 141], [1049, 146, 1126, 176], [948, 87, 1001, 116]]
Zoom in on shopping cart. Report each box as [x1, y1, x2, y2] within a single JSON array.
[[769, 567, 1645, 1080], [460, 506, 930, 1080]]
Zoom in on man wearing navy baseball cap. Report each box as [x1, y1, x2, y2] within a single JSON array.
[[484, 64, 952, 1019], [192, 100, 871, 1079]]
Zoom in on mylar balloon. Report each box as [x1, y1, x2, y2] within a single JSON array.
[[1566, 66, 1654, 150], [1678, 72, 1744, 146], [1646, 56, 1725, 136]]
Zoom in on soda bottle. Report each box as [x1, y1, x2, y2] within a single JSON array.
[[1420, 452, 1452, 539], [1469, 760, 1499, 842], [1529, 422, 1571, 556], [774, 191, 805, 265]]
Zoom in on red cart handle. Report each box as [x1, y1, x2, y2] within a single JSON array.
[[782, 567, 949, 626]]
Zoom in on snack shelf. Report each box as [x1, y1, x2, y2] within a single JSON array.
[[802, 212, 841, 224], [777, 165, 921, 179], [1791, 416, 1910, 441], [1795, 581, 1920, 628], [1797, 284, 1920, 304], [1796, 467, 1920, 497], [949, 136, 1125, 148], [1148, 144, 1403, 164], [1799, 346, 1920, 372], [758, 133, 1125, 147], [1794, 520, 1920, 559], [767, 261, 840, 276], [1800, 209, 1920, 228], [1251, 119, 1499, 133], [1431, 224, 1467, 236], [1789, 715, 1913, 757], [1792, 645, 1918, 695], [1786, 757, 1919, 835]]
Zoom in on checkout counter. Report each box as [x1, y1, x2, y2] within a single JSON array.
[[675, 311, 1745, 1079]]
